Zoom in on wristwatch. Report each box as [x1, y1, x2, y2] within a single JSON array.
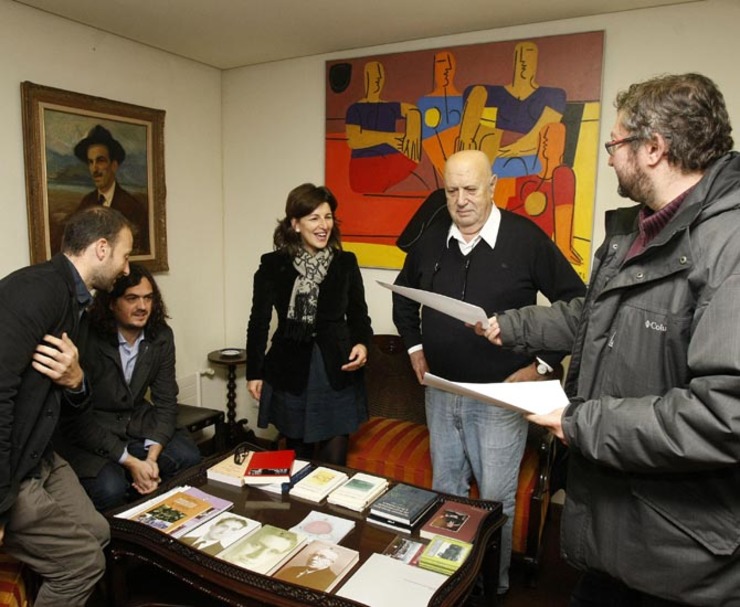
[[535, 358, 553, 376]]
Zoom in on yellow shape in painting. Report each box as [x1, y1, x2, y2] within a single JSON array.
[[344, 242, 407, 270], [480, 107, 498, 129], [524, 191, 547, 217], [424, 107, 442, 129]]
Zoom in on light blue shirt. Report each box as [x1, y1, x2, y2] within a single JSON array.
[[118, 330, 146, 385]]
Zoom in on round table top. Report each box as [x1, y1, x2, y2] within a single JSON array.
[[207, 348, 247, 365]]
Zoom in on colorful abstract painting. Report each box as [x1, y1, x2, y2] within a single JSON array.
[[325, 31, 604, 281]]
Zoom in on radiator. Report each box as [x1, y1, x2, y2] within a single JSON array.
[[177, 369, 215, 406]]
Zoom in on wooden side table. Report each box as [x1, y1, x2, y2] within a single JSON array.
[[207, 349, 249, 448]]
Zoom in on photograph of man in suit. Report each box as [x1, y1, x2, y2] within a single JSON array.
[[74, 124, 150, 256], [180, 514, 252, 556], [274, 545, 340, 591]]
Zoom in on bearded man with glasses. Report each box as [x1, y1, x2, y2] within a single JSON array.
[[478, 73, 740, 606], [56, 263, 201, 510]]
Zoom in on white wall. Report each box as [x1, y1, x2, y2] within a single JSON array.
[[0, 0, 229, 409], [3, 0, 740, 433], [222, 0, 740, 427]]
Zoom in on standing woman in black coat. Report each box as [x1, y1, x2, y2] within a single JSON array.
[[246, 183, 372, 465]]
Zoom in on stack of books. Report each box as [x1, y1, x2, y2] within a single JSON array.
[[259, 459, 313, 495], [206, 449, 297, 487], [418, 535, 472, 576], [327, 472, 389, 512], [419, 500, 488, 542], [206, 454, 252, 487], [366, 483, 440, 533], [243, 449, 296, 485], [289, 466, 348, 503]]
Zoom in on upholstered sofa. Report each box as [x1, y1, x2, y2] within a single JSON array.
[[347, 334, 555, 584]]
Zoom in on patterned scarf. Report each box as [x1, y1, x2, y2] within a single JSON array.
[[285, 247, 334, 341]]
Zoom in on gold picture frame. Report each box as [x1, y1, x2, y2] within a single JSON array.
[[21, 81, 168, 271]]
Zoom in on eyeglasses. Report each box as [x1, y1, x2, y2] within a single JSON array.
[[604, 135, 640, 156]]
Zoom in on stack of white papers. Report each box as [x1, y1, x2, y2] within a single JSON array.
[[337, 553, 446, 607], [289, 466, 348, 503], [327, 472, 389, 512]]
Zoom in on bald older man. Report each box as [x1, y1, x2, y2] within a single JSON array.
[[392, 150, 584, 594]]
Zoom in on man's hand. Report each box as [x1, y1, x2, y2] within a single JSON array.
[[504, 362, 542, 383], [0, 523, 4, 547], [123, 456, 160, 495], [409, 350, 429, 385], [32, 333, 84, 390], [247, 380, 263, 401], [341, 344, 368, 372], [526, 407, 567, 443], [473, 316, 502, 345]]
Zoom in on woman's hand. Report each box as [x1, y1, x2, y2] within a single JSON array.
[[341, 344, 368, 372], [247, 380, 263, 401]]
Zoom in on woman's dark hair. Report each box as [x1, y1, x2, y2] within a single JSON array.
[[89, 263, 170, 338], [273, 183, 342, 257]]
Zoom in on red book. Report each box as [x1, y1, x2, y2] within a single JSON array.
[[243, 450, 296, 485]]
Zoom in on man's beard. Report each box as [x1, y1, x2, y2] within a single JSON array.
[[617, 160, 655, 206]]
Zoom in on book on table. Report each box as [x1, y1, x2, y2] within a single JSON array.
[[290, 510, 356, 544], [124, 486, 233, 536], [179, 512, 261, 557], [418, 535, 473, 575], [218, 524, 308, 576], [169, 487, 235, 538], [336, 553, 446, 607], [382, 535, 427, 566], [367, 483, 440, 527], [289, 466, 349, 503], [419, 500, 488, 543], [272, 539, 359, 593], [326, 472, 389, 512], [258, 459, 313, 495], [243, 449, 296, 485], [206, 452, 253, 487]]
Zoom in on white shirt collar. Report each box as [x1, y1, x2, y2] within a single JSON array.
[[99, 182, 116, 206], [447, 204, 501, 255]]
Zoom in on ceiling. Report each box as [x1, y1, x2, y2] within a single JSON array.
[[14, 0, 698, 70]]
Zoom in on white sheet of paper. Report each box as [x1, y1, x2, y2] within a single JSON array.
[[377, 281, 489, 329], [337, 553, 446, 607], [423, 373, 567, 415]]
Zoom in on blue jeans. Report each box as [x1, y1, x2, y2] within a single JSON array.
[[81, 429, 202, 511], [425, 386, 528, 593]]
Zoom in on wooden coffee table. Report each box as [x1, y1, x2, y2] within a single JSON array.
[[106, 452, 505, 607]]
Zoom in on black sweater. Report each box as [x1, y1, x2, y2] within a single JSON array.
[[393, 210, 585, 382]]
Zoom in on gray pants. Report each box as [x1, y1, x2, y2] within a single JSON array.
[[4, 452, 109, 607]]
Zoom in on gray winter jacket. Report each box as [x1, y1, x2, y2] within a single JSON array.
[[498, 152, 740, 606]]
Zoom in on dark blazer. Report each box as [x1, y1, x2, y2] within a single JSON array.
[[273, 565, 338, 590], [0, 254, 87, 521], [56, 325, 179, 478], [246, 250, 372, 395], [78, 183, 150, 255]]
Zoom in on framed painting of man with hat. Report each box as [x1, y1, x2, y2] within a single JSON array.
[[20, 81, 168, 271]]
